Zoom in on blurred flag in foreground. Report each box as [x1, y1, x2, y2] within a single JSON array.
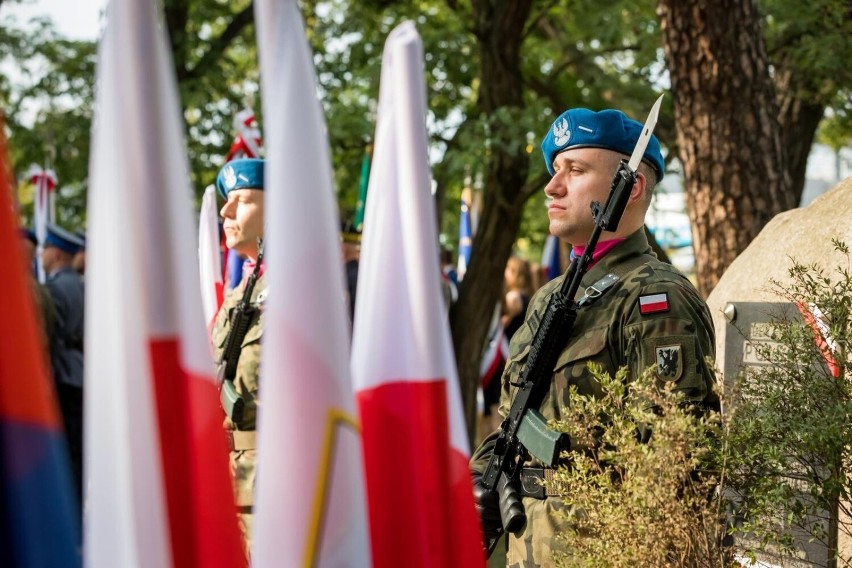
[[85, 0, 243, 566], [351, 21, 485, 568], [199, 185, 224, 329], [252, 0, 371, 566], [0, 116, 80, 568]]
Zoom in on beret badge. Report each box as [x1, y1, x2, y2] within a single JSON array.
[[223, 165, 237, 190], [553, 117, 570, 146]]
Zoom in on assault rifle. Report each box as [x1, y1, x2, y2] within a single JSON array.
[[480, 95, 664, 555], [218, 238, 264, 423]]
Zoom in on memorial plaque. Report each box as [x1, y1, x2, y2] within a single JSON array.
[[723, 301, 833, 567]]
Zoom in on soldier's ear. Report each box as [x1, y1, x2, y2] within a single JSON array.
[[628, 172, 648, 204]]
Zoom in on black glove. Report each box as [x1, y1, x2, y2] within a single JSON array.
[[472, 472, 503, 541]]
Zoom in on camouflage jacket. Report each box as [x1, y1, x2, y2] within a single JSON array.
[[212, 272, 266, 432], [211, 272, 266, 509], [470, 228, 719, 567]]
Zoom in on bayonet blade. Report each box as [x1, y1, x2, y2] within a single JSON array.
[[627, 94, 664, 172]]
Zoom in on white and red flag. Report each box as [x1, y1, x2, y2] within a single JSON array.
[[199, 185, 224, 329], [26, 164, 56, 283], [252, 0, 371, 566], [350, 21, 486, 568], [85, 0, 244, 567], [224, 107, 262, 162]]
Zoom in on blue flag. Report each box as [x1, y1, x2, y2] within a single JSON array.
[[542, 234, 562, 282]]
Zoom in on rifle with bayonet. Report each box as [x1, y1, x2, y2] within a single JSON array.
[[479, 95, 664, 557], [218, 238, 265, 424]]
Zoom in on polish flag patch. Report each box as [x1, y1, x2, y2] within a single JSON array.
[[639, 293, 669, 315]]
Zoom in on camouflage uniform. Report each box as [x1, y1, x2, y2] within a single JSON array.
[[211, 272, 266, 557], [470, 228, 719, 567]]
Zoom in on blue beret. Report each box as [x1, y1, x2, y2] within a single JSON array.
[[541, 108, 664, 181], [216, 158, 265, 199], [75, 230, 86, 249], [44, 223, 84, 255]]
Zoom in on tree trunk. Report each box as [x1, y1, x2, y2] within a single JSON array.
[[657, 0, 795, 297], [774, 67, 826, 207], [452, 0, 533, 445]]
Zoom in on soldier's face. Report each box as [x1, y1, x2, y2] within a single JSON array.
[[544, 148, 621, 244], [220, 188, 265, 259]]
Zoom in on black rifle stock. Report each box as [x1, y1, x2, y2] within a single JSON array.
[[481, 159, 639, 552]]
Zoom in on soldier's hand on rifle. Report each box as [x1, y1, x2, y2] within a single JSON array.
[[471, 472, 503, 541]]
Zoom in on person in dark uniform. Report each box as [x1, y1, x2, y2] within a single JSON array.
[[470, 106, 720, 567], [41, 223, 85, 505]]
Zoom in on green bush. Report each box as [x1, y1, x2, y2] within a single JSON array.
[[547, 364, 729, 567]]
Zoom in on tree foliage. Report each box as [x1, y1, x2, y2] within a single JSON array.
[[0, 16, 96, 227]]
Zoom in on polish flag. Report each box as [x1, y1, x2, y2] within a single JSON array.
[[350, 22, 486, 568], [85, 1, 243, 567], [251, 1, 371, 566], [639, 292, 669, 314], [199, 185, 224, 329]]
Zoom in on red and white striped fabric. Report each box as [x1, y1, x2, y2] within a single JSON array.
[[639, 292, 670, 314], [224, 108, 262, 162], [27, 164, 56, 283], [198, 185, 224, 330], [350, 21, 486, 568], [251, 1, 371, 566], [85, 1, 243, 567]]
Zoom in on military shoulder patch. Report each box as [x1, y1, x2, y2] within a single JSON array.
[[655, 345, 682, 381], [639, 292, 669, 315]]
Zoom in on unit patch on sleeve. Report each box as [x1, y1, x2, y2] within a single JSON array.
[[639, 292, 669, 315], [655, 345, 682, 380]]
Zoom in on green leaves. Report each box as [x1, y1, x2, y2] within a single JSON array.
[[547, 364, 727, 567]]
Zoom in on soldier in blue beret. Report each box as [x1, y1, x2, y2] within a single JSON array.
[[211, 157, 266, 558], [471, 106, 719, 566], [41, 222, 86, 505]]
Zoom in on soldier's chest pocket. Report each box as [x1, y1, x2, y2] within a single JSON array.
[[552, 324, 612, 403]]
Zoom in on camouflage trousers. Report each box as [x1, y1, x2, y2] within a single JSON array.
[[230, 448, 256, 561], [238, 507, 253, 562], [507, 497, 575, 568]]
